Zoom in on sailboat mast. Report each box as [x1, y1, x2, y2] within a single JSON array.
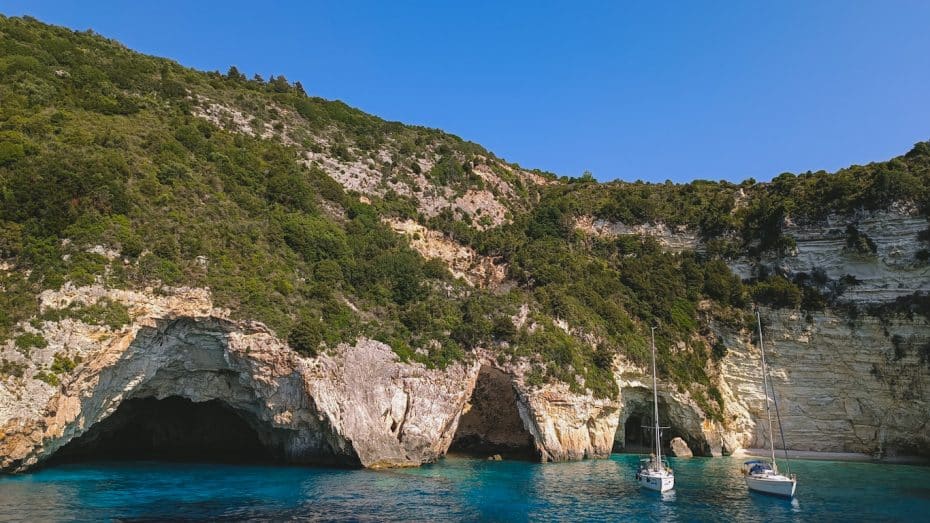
[[651, 326, 661, 467], [756, 311, 777, 472]]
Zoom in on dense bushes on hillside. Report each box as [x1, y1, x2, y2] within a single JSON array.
[[0, 15, 520, 371], [1, 16, 927, 407]]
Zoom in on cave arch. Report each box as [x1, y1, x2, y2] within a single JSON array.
[[40, 317, 359, 468], [48, 396, 276, 464], [449, 366, 538, 460], [613, 388, 693, 455]]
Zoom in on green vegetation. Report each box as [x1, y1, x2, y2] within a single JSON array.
[[50, 351, 79, 373], [565, 144, 930, 240], [14, 332, 47, 352], [31, 352, 80, 387], [41, 299, 131, 329], [0, 16, 928, 409], [0, 358, 26, 378], [0, 15, 516, 373], [844, 225, 878, 256], [33, 370, 58, 386]]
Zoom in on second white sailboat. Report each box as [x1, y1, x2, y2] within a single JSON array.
[[743, 311, 797, 498]]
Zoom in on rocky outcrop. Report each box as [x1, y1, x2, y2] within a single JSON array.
[[730, 208, 930, 303], [670, 437, 693, 457], [451, 357, 621, 462], [574, 216, 701, 253], [513, 380, 619, 461], [191, 96, 545, 229], [305, 339, 480, 468], [384, 218, 507, 288], [0, 284, 622, 472], [719, 308, 930, 457], [612, 360, 746, 457], [0, 285, 482, 472]]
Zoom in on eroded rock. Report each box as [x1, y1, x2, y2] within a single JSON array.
[[718, 308, 930, 457], [0, 286, 482, 472], [670, 437, 693, 457]]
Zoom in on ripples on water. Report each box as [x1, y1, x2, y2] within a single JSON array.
[[0, 455, 927, 521]]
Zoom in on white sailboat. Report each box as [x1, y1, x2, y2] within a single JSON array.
[[744, 311, 797, 498], [636, 327, 675, 493]]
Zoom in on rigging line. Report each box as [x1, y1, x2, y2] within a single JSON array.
[[756, 310, 777, 471], [768, 349, 792, 476], [759, 310, 791, 476]]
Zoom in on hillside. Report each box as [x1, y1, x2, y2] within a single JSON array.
[[0, 16, 929, 470]]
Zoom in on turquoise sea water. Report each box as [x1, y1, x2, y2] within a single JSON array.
[[0, 455, 928, 521]]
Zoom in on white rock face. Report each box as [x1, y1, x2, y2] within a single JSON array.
[[0, 285, 622, 472], [577, 208, 930, 458], [305, 338, 481, 468], [0, 286, 482, 472], [574, 217, 700, 253], [612, 360, 745, 457], [730, 210, 930, 303], [514, 380, 619, 461], [461, 352, 622, 462], [669, 437, 693, 457], [719, 308, 930, 457]]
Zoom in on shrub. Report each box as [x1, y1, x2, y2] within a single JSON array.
[[289, 318, 324, 357], [50, 352, 79, 374], [75, 299, 131, 329], [750, 276, 802, 309], [0, 220, 24, 258], [845, 225, 878, 255], [492, 316, 517, 342], [15, 332, 47, 351], [34, 370, 59, 386], [0, 358, 26, 378]]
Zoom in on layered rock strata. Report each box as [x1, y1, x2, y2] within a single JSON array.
[[719, 308, 930, 457], [0, 286, 627, 472]]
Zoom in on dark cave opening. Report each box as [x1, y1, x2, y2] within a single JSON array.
[[47, 396, 279, 465], [622, 414, 645, 451], [614, 398, 690, 455], [449, 366, 538, 460]]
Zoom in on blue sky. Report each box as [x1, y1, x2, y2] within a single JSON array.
[[3, 1, 930, 183]]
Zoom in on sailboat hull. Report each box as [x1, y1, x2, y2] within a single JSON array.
[[745, 475, 797, 498], [638, 470, 675, 492]]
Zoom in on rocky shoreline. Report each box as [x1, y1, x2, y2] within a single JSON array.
[[1, 279, 928, 472]]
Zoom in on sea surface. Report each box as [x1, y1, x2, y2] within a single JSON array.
[[0, 454, 927, 521]]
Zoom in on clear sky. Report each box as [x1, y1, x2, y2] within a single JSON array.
[[2, 1, 930, 183]]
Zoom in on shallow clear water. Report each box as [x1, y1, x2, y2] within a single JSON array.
[[0, 455, 927, 521]]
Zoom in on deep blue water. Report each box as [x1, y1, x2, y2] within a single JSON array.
[[0, 455, 928, 521]]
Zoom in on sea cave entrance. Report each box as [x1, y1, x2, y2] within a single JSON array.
[[613, 390, 690, 455], [622, 413, 646, 452], [449, 366, 538, 460], [34, 317, 362, 470], [47, 396, 280, 465]]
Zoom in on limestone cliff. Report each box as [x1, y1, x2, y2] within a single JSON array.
[[576, 207, 930, 458], [720, 207, 930, 457], [0, 285, 622, 472], [612, 359, 747, 458], [730, 207, 930, 302], [718, 308, 929, 457], [0, 285, 480, 471]]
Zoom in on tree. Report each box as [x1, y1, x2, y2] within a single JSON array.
[[226, 66, 246, 82], [289, 318, 324, 357]]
